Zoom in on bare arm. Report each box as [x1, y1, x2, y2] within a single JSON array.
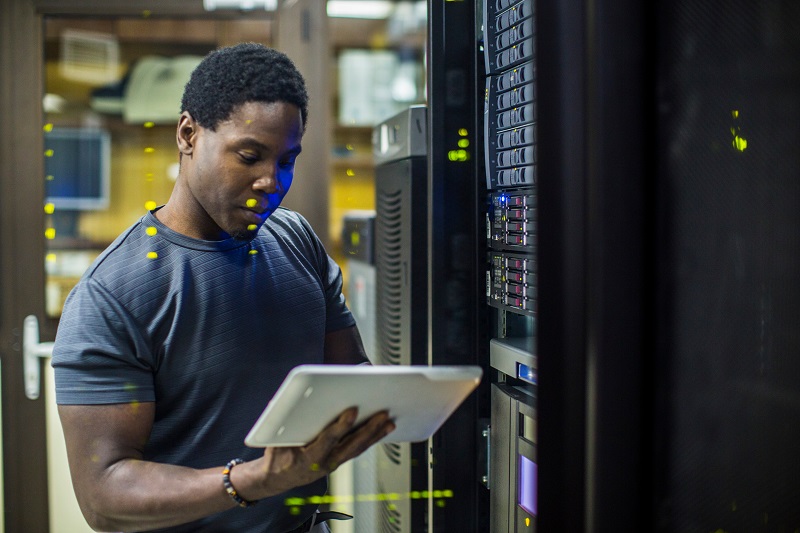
[[58, 402, 231, 532], [59, 400, 393, 532], [324, 324, 370, 365]]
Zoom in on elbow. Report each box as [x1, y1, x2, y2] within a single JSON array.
[[80, 506, 119, 533], [75, 492, 129, 533]]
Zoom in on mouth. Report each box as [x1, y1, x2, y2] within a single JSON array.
[[246, 207, 268, 215], [241, 206, 269, 223]]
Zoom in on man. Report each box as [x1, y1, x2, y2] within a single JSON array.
[[52, 43, 394, 533]]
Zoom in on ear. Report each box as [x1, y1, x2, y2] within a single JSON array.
[[176, 111, 198, 156]]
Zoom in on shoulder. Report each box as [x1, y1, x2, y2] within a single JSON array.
[[76, 214, 180, 305], [262, 208, 320, 245], [81, 219, 150, 279], [266, 207, 313, 231]]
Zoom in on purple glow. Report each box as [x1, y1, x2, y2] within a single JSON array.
[[518, 455, 537, 516]]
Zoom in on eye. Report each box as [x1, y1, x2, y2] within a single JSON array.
[[279, 155, 298, 169], [238, 151, 259, 165]]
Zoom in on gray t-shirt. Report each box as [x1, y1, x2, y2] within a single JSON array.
[[52, 207, 355, 532]]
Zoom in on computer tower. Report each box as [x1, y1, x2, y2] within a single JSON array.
[[372, 105, 428, 533]]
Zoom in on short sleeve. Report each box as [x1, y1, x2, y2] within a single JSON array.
[[293, 212, 355, 333], [51, 278, 156, 405]]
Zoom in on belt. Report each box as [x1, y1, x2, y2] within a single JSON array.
[[285, 511, 353, 533]]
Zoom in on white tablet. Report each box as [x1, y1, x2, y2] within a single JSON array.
[[244, 364, 483, 447]]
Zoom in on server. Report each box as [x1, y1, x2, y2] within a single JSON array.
[[482, 1, 538, 531], [372, 105, 429, 533]]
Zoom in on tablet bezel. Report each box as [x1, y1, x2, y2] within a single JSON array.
[[244, 364, 483, 448]]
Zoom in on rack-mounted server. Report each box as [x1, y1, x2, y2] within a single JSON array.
[[482, 0, 538, 531]]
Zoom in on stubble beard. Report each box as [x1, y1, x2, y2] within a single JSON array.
[[230, 229, 256, 241]]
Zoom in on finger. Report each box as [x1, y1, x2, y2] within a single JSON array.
[[326, 412, 396, 470], [303, 407, 359, 455]]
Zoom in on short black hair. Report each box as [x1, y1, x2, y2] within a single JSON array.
[[181, 42, 308, 131]]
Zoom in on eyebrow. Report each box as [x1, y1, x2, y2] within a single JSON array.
[[236, 136, 302, 156]]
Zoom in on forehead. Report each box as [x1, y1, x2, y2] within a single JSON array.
[[227, 101, 303, 127], [214, 101, 304, 140]]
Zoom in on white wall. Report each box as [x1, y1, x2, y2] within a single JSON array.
[[45, 364, 94, 533]]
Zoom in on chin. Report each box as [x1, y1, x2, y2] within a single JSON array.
[[230, 228, 257, 241]]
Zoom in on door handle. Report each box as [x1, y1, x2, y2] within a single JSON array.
[[23, 314, 54, 400]]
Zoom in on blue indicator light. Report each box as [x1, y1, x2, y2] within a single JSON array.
[[518, 363, 536, 385]]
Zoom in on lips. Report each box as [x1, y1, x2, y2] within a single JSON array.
[[242, 207, 268, 223]]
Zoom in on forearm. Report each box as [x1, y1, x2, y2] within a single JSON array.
[[81, 459, 236, 532], [59, 397, 393, 532], [324, 325, 369, 365]]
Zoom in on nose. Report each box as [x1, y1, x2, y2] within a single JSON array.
[[252, 164, 279, 194]]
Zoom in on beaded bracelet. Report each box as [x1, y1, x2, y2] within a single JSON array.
[[222, 458, 257, 508]]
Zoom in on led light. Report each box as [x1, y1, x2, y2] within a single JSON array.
[[327, 1, 394, 19], [518, 363, 536, 385], [203, 0, 278, 10]]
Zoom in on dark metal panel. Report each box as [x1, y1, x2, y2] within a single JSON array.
[[427, 0, 488, 531], [654, 1, 800, 530], [534, 0, 588, 529], [490, 385, 512, 533], [581, 0, 655, 528]]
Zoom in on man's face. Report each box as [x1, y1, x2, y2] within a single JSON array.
[[179, 100, 303, 241]]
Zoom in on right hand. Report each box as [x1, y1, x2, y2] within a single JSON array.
[[232, 407, 395, 500]]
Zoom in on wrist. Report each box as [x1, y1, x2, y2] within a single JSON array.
[[223, 459, 258, 508]]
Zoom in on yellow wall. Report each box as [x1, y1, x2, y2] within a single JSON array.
[[328, 126, 375, 293]]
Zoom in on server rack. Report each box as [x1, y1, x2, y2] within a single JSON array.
[[373, 105, 429, 533], [430, 0, 800, 531], [481, 1, 538, 531]]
